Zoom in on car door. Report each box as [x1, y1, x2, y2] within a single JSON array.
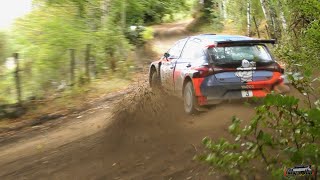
[[174, 40, 208, 94], [160, 39, 187, 91]]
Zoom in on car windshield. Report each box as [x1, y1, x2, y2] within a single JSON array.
[[207, 45, 273, 64]]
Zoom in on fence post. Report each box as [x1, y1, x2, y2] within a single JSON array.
[[13, 53, 22, 105], [91, 56, 97, 79], [253, 16, 260, 38], [69, 49, 76, 86], [85, 44, 91, 82]]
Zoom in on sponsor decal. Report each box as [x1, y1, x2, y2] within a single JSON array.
[[241, 85, 254, 89], [235, 59, 256, 82]]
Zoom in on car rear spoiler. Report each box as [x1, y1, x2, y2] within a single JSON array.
[[217, 39, 276, 46], [207, 39, 276, 48]]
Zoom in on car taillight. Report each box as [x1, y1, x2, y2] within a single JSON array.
[[277, 76, 284, 84], [193, 66, 214, 78], [262, 63, 284, 73]]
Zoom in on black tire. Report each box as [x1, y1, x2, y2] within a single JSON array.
[[183, 81, 199, 114], [150, 70, 161, 91]]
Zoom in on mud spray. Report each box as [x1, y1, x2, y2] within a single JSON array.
[[106, 84, 189, 144], [101, 83, 258, 179]]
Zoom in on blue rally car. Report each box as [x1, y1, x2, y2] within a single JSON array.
[[149, 34, 290, 114]]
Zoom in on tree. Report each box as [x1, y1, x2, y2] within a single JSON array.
[[246, 0, 251, 36], [0, 32, 9, 63]]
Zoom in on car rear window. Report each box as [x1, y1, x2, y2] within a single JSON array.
[[207, 45, 273, 64]]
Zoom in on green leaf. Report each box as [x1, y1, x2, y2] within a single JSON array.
[[257, 130, 264, 141], [228, 117, 241, 135], [308, 108, 320, 122], [262, 132, 273, 146], [290, 151, 302, 163]]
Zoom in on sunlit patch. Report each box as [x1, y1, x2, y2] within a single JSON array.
[[5, 57, 15, 70]]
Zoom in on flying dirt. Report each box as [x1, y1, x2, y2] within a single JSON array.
[[0, 20, 259, 180]]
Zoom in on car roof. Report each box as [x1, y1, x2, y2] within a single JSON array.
[[188, 34, 256, 47]]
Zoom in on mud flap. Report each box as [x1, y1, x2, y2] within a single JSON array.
[[273, 84, 290, 94]]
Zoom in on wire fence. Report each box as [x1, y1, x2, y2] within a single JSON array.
[[0, 44, 97, 107]]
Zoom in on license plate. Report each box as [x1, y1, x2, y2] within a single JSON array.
[[241, 90, 253, 97]]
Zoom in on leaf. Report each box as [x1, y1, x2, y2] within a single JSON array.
[[290, 151, 302, 163], [229, 117, 241, 135], [308, 108, 320, 122], [304, 69, 312, 77], [235, 135, 241, 142], [202, 137, 211, 146], [263, 133, 273, 146], [257, 130, 264, 141]]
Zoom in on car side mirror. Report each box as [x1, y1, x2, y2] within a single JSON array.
[[164, 52, 170, 58]]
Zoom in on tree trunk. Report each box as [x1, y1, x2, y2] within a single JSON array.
[[90, 57, 97, 79], [85, 44, 91, 82], [259, 0, 275, 38], [247, 0, 251, 36], [253, 16, 261, 38], [269, 4, 281, 38], [13, 53, 22, 105], [121, 0, 126, 31], [259, 0, 270, 22], [69, 49, 76, 86], [107, 49, 116, 73], [222, 0, 228, 19], [101, 0, 109, 26], [87, 3, 97, 31], [277, 0, 287, 31]]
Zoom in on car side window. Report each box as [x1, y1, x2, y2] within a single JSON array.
[[180, 41, 207, 63], [167, 39, 187, 59]]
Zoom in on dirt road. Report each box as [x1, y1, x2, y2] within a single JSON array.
[[0, 20, 257, 180]]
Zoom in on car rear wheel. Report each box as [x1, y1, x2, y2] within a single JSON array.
[[183, 81, 198, 114]]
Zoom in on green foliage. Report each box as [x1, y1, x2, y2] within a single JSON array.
[[142, 27, 154, 41], [0, 31, 10, 63], [11, 4, 87, 94], [0, 0, 196, 104], [106, 0, 190, 25], [274, 0, 320, 66], [197, 94, 320, 179], [187, 0, 223, 33]]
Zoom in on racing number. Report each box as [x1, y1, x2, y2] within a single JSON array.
[[241, 90, 253, 97]]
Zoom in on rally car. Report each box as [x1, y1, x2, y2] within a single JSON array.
[[149, 34, 290, 114]]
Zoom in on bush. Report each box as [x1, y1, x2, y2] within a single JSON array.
[[197, 94, 320, 179]]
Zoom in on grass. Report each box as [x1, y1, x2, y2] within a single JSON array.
[[0, 76, 132, 129]]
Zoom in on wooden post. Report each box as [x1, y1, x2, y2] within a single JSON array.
[[13, 53, 22, 105], [85, 44, 91, 82], [69, 49, 76, 86], [253, 16, 261, 38], [90, 56, 97, 79], [109, 51, 116, 73]]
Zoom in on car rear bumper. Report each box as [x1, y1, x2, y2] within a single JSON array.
[[196, 89, 268, 105], [192, 72, 289, 106], [196, 84, 290, 106]]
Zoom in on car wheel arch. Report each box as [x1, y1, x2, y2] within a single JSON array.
[[149, 65, 157, 78], [158, 62, 162, 77]]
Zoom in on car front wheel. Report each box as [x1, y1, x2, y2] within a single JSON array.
[[183, 81, 198, 114], [150, 70, 161, 91]]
